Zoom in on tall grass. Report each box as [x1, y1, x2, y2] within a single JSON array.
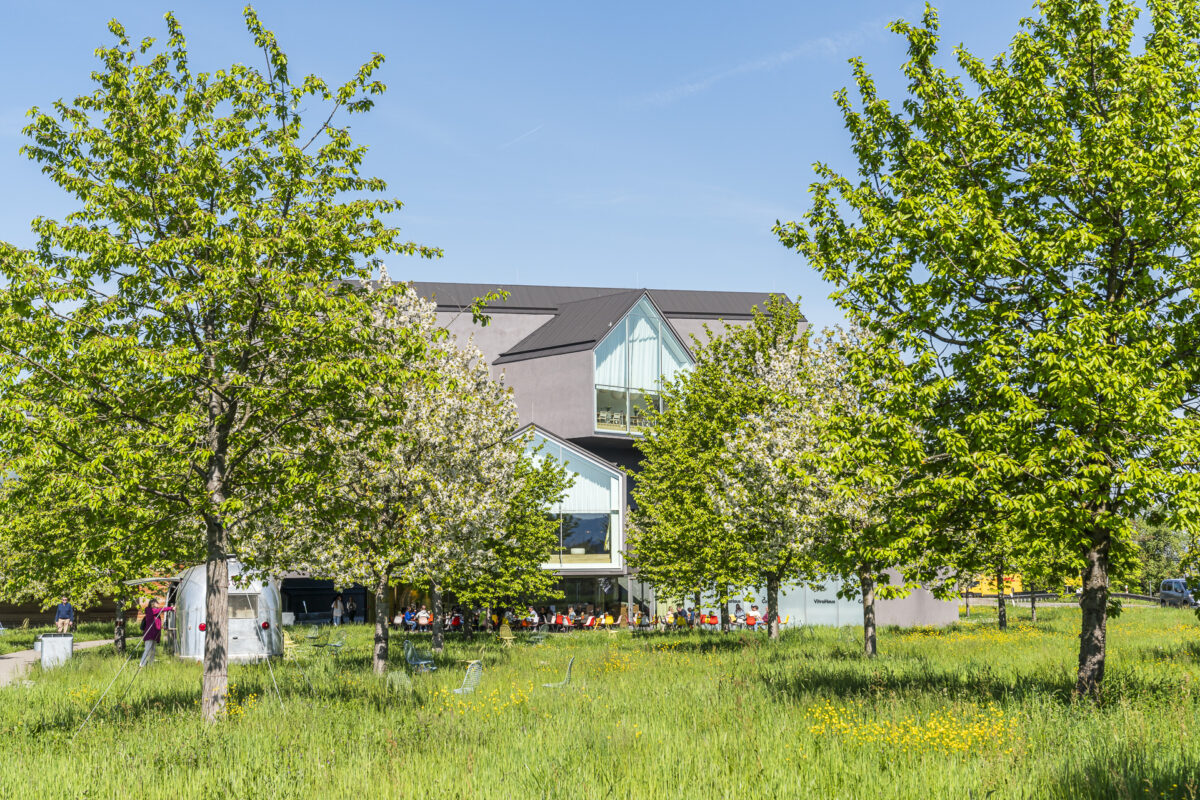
[[1, 606, 1197, 799], [0, 621, 111, 655]]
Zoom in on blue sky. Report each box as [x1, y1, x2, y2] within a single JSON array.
[[0, 1, 1039, 330]]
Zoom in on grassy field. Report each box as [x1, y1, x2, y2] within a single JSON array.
[[0, 621, 113, 656], [1, 606, 1198, 799]]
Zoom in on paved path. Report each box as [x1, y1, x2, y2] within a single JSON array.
[[0, 639, 111, 688]]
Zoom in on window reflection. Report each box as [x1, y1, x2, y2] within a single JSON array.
[[593, 297, 692, 434], [527, 431, 621, 569]]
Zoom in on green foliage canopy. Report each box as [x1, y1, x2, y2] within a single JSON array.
[[779, 0, 1200, 698], [0, 9, 435, 718]]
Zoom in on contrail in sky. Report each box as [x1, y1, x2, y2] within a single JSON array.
[[642, 12, 902, 107], [499, 124, 544, 150]]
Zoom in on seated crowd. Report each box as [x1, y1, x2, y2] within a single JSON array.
[[382, 601, 783, 633]]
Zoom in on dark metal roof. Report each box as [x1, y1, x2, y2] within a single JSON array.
[[409, 281, 794, 321], [493, 290, 643, 364]]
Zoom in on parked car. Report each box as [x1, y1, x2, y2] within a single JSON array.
[[1158, 579, 1197, 608]]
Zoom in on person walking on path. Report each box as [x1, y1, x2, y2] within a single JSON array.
[[139, 598, 173, 667], [331, 594, 345, 626], [54, 596, 75, 633]]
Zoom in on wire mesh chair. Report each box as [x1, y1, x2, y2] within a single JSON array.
[[404, 638, 435, 672], [542, 656, 574, 689], [386, 669, 414, 694], [452, 661, 483, 695]]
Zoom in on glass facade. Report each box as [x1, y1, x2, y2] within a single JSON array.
[[594, 296, 692, 434], [527, 430, 623, 569]]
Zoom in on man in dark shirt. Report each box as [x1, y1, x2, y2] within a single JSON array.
[[54, 596, 75, 633]]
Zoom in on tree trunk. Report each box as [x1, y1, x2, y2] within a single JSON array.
[[766, 575, 781, 641], [964, 579, 971, 617], [114, 605, 126, 655], [861, 570, 877, 658], [200, 513, 229, 722], [1030, 587, 1037, 625], [996, 563, 1007, 632], [431, 583, 444, 653], [1076, 540, 1110, 701], [373, 577, 390, 675], [719, 599, 730, 633]]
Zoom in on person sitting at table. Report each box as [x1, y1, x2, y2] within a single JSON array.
[[734, 604, 746, 627], [416, 605, 430, 631], [749, 604, 765, 629], [450, 607, 463, 631], [567, 606, 578, 628], [674, 605, 688, 628], [403, 607, 416, 631]]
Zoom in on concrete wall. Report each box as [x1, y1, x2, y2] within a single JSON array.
[[716, 570, 958, 629], [665, 317, 747, 351], [877, 587, 959, 628], [499, 350, 595, 440], [435, 310, 554, 368]]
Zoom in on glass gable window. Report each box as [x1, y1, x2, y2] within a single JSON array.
[[526, 431, 623, 569], [594, 296, 693, 434]]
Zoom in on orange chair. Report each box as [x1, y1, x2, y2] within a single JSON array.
[[745, 615, 758, 628]]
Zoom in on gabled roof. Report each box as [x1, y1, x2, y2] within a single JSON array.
[[493, 290, 643, 364], [513, 423, 624, 473], [411, 281, 794, 321], [493, 290, 692, 365]]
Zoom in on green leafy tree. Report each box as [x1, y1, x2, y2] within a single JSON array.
[[445, 449, 570, 616], [809, 328, 929, 655], [1132, 514, 1190, 594], [627, 298, 806, 631], [719, 325, 927, 652], [0, 11, 435, 719], [780, 0, 1200, 699]]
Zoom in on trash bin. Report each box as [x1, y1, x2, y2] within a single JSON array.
[[33, 636, 42, 655], [40, 633, 73, 669]]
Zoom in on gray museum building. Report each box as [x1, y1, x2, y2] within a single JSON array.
[[414, 281, 956, 627]]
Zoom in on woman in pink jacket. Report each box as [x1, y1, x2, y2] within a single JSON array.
[[139, 598, 173, 667]]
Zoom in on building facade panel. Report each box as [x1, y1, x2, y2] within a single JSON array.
[[498, 350, 595, 440], [435, 310, 554, 367]]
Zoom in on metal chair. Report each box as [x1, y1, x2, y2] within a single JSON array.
[[497, 622, 516, 647], [452, 661, 483, 695], [404, 638, 435, 672], [386, 669, 414, 694], [543, 656, 575, 689]]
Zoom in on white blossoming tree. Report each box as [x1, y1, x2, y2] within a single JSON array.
[[714, 337, 828, 641], [267, 280, 566, 671], [718, 327, 925, 653]]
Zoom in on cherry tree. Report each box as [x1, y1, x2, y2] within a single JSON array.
[[266, 279, 564, 670]]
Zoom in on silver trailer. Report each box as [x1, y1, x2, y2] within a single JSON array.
[[130, 560, 283, 663]]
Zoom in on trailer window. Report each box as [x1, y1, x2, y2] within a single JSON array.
[[229, 595, 259, 619]]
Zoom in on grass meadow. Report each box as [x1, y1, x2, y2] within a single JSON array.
[[2, 606, 1198, 799], [0, 621, 111, 655]]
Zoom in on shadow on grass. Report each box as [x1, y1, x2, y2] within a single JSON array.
[[1041, 746, 1200, 799], [759, 655, 1187, 707], [1140, 640, 1200, 666]]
